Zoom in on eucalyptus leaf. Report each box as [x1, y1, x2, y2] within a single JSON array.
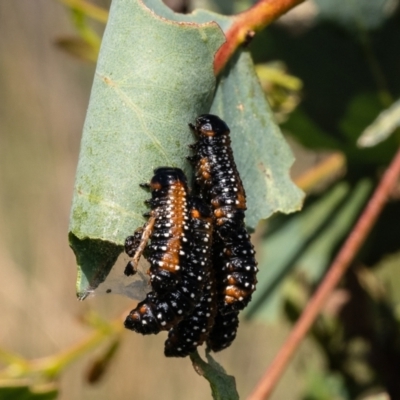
[[296, 179, 372, 280], [358, 98, 400, 147], [190, 351, 239, 400], [0, 383, 58, 400], [69, 0, 225, 298], [69, 0, 303, 298]]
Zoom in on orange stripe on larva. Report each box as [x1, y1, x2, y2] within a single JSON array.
[[159, 181, 187, 273]]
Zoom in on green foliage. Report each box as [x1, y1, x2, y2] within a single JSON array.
[[246, 179, 372, 321], [0, 385, 58, 400], [190, 351, 239, 400], [55, 1, 103, 62], [0, 312, 123, 400], [358, 98, 400, 147], [246, 1, 400, 398]]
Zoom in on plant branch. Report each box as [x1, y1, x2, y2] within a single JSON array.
[[35, 317, 124, 379], [214, 0, 306, 75], [0, 313, 125, 381], [247, 147, 400, 400]]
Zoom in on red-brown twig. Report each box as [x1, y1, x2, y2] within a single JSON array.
[[214, 0, 306, 75], [247, 147, 400, 400]]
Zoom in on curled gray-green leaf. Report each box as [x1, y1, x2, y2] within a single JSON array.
[[69, 0, 225, 298], [69, 0, 303, 299]]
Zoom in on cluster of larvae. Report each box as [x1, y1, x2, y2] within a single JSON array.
[[124, 115, 258, 357]]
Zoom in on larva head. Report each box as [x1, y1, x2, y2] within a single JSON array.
[[194, 114, 230, 138], [151, 167, 187, 190]]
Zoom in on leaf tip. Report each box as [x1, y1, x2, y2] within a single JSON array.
[[69, 232, 123, 299]]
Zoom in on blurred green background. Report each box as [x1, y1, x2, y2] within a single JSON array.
[[2, 0, 400, 399]]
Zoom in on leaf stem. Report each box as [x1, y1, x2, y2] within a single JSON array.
[[0, 348, 31, 373], [214, 0, 306, 75], [0, 313, 125, 381], [247, 146, 400, 400], [34, 318, 123, 379]]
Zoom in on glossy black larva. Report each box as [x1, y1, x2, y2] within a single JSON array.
[[164, 198, 216, 357], [124, 190, 214, 336], [164, 277, 217, 357], [124, 115, 258, 354], [218, 226, 258, 314], [184, 197, 214, 287], [124, 289, 196, 334], [207, 310, 239, 352], [204, 234, 240, 352], [124, 167, 192, 293], [189, 115, 258, 315], [188, 114, 247, 239]]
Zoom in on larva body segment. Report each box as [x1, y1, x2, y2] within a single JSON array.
[[124, 115, 258, 353], [124, 182, 214, 337], [164, 273, 217, 357], [146, 167, 192, 294], [218, 226, 258, 314], [189, 114, 247, 239], [124, 290, 195, 334], [206, 310, 239, 352], [189, 115, 258, 315], [124, 167, 192, 293], [164, 198, 217, 357]]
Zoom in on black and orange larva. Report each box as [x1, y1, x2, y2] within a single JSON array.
[[124, 189, 213, 335], [206, 310, 239, 352], [124, 115, 258, 352], [188, 114, 247, 239], [204, 234, 240, 352], [124, 289, 197, 335], [179, 196, 213, 291], [189, 115, 258, 314], [124, 167, 191, 293], [164, 198, 216, 357], [164, 276, 217, 357], [217, 226, 258, 314]]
